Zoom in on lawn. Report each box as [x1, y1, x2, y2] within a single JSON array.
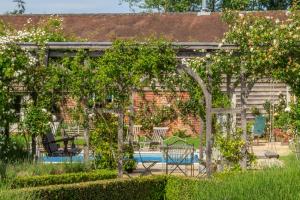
[[164, 136, 201, 148], [166, 154, 300, 200], [2, 154, 299, 200]]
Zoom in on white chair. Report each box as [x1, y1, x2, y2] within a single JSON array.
[[150, 127, 169, 151], [125, 125, 142, 148], [132, 125, 142, 144]]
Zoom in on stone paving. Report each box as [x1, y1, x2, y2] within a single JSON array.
[[128, 140, 292, 177]]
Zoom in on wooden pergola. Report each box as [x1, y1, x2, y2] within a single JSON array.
[[18, 41, 238, 177], [18, 42, 237, 64]]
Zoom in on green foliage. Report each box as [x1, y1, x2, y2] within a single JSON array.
[[96, 39, 177, 111], [90, 114, 118, 170], [0, 135, 29, 165], [122, 0, 297, 12], [123, 144, 137, 172], [121, 0, 202, 12], [269, 97, 300, 132], [22, 104, 51, 137], [290, 100, 300, 133], [136, 101, 177, 134], [0, 16, 69, 146], [11, 0, 26, 14], [3, 162, 94, 181], [10, 169, 117, 188], [221, 11, 282, 81], [0, 45, 29, 137], [5, 176, 166, 200], [215, 129, 256, 169], [173, 129, 190, 138], [251, 107, 261, 116], [4, 156, 300, 200], [90, 115, 137, 171], [264, 95, 294, 131], [166, 156, 300, 200]]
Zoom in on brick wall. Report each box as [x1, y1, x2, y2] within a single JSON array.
[[58, 92, 202, 137], [133, 91, 201, 137]]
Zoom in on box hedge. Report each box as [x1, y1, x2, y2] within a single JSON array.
[[5, 176, 166, 200], [11, 169, 117, 188]]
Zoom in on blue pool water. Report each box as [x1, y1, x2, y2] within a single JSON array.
[[41, 154, 90, 163], [42, 152, 199, 163], [134, 153, 199, 163]]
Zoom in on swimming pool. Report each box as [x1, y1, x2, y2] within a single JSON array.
[[134, 152, 199, 163], [41, 151, 200, 163]]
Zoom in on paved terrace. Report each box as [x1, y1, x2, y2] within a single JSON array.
[[129, 141, 291, 177]]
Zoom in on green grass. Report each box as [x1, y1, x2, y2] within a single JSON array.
[[164, 136, 200, 148], [0, 161, 95, 190], [5, 162, 94, 178], [2, 155, 300, 199], [166, 154, 300, 200]]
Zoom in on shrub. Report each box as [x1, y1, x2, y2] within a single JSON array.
[[6, 176, 166, 200], [4, 162, 94, 180], [0, 135, 29, 164], [123, 144, 137, 173], [11, 169, 117, 188], [90, 114, 118, 170]]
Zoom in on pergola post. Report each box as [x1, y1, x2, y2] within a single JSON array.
[[117, 110, 124, 177]]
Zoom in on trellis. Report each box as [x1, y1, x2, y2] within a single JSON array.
[[17, 41, 237, 177]]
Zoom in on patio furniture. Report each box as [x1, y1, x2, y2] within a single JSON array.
[[252, 115, 266, 145], [137, 144, 159, 176], [125, 125, 142, 148], [163, 139, 194, 176], [149, 127, 168, 151], [42, 132, 81, 157], [63, 125, 86, 137], [197, 160, 207, 177]]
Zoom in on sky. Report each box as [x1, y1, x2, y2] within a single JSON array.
[[0, 0, 139, 14]]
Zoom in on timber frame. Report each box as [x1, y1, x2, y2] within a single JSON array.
[[18, 42, 237, 64], [16, 41, 237, 177]]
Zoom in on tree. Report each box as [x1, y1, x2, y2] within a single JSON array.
[[214, 10, 299, 168], [258, 0, 295, 10], [273, 6, 300, 95], [62, 51, 97, 162], [11, 0, 26, 14], [95, 39, 177, 177], [0, 16, 68, 159], [121, 0, 202, 12], [121, 0, 297, 12]]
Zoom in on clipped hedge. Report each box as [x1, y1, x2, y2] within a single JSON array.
[[11, 169, 117, 188], [6, 176, 166, 200]]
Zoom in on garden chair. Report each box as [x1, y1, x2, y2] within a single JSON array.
[[125, 125, 142, 149], [252, 115, 266, 145], [136, 143, 159, 176], [42, 132, 81, 157], [149, 127, 168, 151], [163, 139, 194, 176]]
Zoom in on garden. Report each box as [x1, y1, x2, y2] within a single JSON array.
[[0, 5, 299, 200]]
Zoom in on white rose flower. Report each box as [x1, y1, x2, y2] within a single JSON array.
[[284, 107, 291, 112]]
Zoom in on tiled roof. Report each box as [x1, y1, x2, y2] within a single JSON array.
[[0, 11, 287, 42]]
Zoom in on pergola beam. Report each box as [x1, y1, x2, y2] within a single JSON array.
[[17, 42, 237, 58]]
